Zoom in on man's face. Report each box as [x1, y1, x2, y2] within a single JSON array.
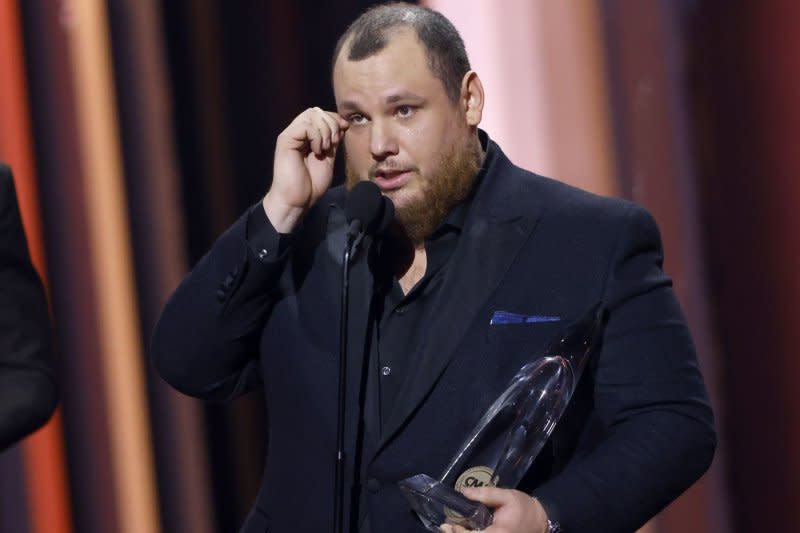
[[333, 29, 481, 241]]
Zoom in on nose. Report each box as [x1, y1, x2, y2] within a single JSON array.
[[369, 119, 399, 161]]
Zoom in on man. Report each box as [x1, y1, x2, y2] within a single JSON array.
[[0, 163, 57, 451], [152, 3, 715, 532]]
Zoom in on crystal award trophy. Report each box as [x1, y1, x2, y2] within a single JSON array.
[[399, 303, 607, 531]]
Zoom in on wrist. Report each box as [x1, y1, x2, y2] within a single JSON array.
[[262, 191, 305, 233], [532, 496, 562, 533]]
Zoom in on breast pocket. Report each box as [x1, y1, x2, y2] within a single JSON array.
[[486, 318, 566, 363]]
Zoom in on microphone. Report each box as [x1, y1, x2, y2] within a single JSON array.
[[334, 180, 393, 533], [344, 181, 394, 238]]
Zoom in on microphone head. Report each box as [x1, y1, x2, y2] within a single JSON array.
[[345, 181, 394, 236]]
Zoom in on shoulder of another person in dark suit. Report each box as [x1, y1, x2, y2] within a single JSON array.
[[0, 163, 58, 449]]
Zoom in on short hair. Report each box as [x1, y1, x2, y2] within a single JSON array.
[[332, 2, 471, 104]]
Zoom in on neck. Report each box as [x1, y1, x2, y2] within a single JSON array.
[[398, 245, 427, 295]]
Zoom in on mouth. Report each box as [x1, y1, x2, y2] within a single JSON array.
[[372, 169, 412, 191]]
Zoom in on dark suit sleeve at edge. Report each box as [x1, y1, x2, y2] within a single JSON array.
[[531, 205, 716, 532], [151, 203, 292, 401], [0, 165, 57, 451]]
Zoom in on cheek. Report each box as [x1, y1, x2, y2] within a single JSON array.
[[344, 135, 369, 169], [400, 123, 437, 166], [408, 129, 449, 178]]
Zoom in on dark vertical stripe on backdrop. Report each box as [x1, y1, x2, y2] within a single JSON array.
[[19, 3, 120, 532], [105, 1, 216, 532], [160, 0, 237, 262], [600, 1, 729, 531], [159, 2, 265, 528]]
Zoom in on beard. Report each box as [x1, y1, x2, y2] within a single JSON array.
[[345, 138, 482, 243]]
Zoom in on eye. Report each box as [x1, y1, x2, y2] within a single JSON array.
[[349, 113, 368, 125], [396, 105, 415, 118]]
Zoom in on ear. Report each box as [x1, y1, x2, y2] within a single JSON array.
[[460, 71, 484, 127]]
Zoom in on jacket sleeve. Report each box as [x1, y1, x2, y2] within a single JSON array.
[[151, 203, 295, 401], [532, 204, 716, 532], [0, 165, 58, 451]]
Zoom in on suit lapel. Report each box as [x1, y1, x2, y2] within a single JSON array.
[[376, 143, 545, 453]]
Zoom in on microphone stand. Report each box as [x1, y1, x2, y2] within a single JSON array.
[[332, 182, 392, 533], [334, 225, 360, 533]]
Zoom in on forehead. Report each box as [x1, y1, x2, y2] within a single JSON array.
[[332, 29, 442, 103]]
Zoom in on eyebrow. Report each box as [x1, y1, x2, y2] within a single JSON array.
[[338, 92, 424, 112], [385, 92, 424, 104], [338, 100, 361, 112]]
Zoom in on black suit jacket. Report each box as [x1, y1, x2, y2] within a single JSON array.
[[0, 164, 57, 452], [152, 138, 715, 532]]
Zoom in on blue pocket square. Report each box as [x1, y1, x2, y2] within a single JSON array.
[[490, 311, 561, 325]]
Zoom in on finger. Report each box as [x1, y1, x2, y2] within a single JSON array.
[[307, 109, 331, 153], [462, 486, 514, 508], [306, 121, 323, 155], [309, 107, 335, 151], [327, 110, 350, 131], [315, 125, 338, 161], [278, 109, 321, 151], [440, 524, 469, 533], [318, 110, 343, 145], [312, 143, 337, 162], [316, 119, 334, 152]]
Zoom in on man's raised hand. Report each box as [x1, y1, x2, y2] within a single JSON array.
[[263, 107, 349, 233]]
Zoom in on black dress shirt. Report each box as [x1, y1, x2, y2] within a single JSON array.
[[371, 200, 470, 435]]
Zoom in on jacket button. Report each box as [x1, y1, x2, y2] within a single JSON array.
[[216, 289, 226, 302], [366, 478, 381, 493]]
